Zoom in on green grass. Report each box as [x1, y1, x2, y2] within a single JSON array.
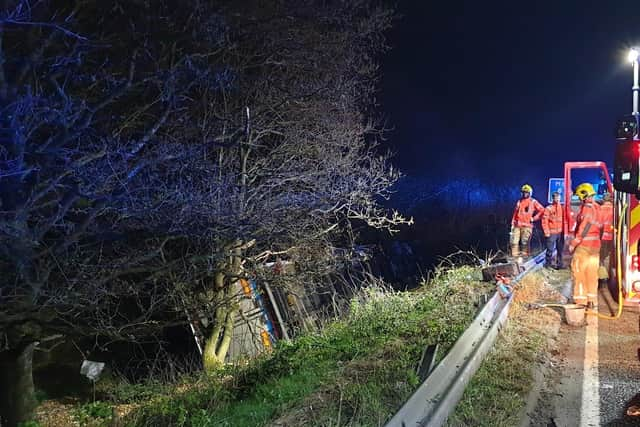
[[446, 328, 545, 426], [72, 401, 114, 427], [208, 365, 327, 426], [446, 273, 554, 427], [113, 265, 492, 427]]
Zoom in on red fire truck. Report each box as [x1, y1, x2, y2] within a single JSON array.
[[560, 161, 640, 306], [556, 49, 640, 307]]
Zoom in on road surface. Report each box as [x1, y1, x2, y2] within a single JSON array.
[[526, 280, 640, 426]]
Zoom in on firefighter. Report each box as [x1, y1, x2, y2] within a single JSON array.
[[569, 183, 602, 310], [510, 184, 545, 258], [597, 192, 614, 288], [542, 191, 564, 269]]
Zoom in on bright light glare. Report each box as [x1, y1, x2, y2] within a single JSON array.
[[629, 48, 640, 63]]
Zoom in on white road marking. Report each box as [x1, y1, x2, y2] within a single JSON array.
[[580, 314, 600, 427]]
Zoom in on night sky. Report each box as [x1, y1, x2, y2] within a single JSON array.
[[382, 0, 639, 194]]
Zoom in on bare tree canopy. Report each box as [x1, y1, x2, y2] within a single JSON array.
[[0, 0, 407, 424]]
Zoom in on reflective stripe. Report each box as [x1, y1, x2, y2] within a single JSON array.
[[582, 236, 600, 241]]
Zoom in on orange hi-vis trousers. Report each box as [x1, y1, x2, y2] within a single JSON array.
[[571, 246, 600, 305]]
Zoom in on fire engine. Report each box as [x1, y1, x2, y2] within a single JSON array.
[[560, 161, 635, 307], [558, 48, 640, 309]]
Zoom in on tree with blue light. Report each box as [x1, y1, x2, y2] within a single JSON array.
[[0, 1, 408, 424]]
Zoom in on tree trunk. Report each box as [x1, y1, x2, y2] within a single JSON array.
[[203, 271, 227, 371], [215, 305, 237, 362], [202, 303, 239, 370], [214, 245, 242, 363], [203, 244, 245, 371], [203, 303, 226, 371], [0, 343, 38, 427]]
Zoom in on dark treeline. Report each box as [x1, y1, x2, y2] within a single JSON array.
[[364, 177, 546, 286]]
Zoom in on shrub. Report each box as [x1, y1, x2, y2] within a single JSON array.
[[73, 401, 113, 427]]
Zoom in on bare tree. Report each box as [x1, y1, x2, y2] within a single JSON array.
[[189, 1, 412, 369], [0, 1, 407, 424]]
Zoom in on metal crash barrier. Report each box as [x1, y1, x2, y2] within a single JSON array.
[[385, 251, 546, 427]]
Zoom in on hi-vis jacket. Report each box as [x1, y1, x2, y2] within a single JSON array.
[[512, 197, 545, 228], [570, 202, 602, 251], [600, 200, 614, 241], [542, 202, 563, 236]]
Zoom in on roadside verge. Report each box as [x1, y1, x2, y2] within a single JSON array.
[[446, 268, 570, 427]]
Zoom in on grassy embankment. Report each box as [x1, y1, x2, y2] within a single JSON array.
[[47, 264, 493, 427], [447, 269, 569, 427]]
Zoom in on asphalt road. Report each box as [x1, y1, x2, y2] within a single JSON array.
[[598, 291, 640, 426], [530, 280, 640, 427]]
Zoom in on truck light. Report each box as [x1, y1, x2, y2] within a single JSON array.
[[632, 255, 639, 272], [633, 281, 640, 293]]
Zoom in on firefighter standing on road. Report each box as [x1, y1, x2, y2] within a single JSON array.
[[511, 184, 545, 258], [542, 191, 564, 269], [597, 192, 614, 288], [569, 183, 602, 310]]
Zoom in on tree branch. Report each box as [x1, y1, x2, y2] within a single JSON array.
[[1, 19, 87, 41], [0, 23, 6, 100]]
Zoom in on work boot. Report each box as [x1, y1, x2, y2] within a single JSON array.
[[586, 301, 598, 312]]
